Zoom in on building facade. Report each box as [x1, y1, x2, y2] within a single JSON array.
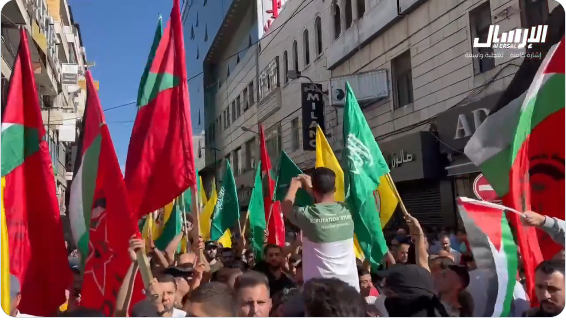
[[198, 0, 561, 228], [1, 0, 93, 221], [325, 0, 560, 227]]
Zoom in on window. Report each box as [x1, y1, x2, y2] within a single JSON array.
[[243, 88, 249, 110], [345, 0, 353, 27], [357, 0, 365, 18], [245, 137, 257, 170], [303, 29, 310, 66], [283, 50, 288, 83], [226, 107, 231, 127], [232, 101, 236, 122], [291, 117, 300, 151], [470, 2, 495, 74], [204, 24, 208, 42], [334, 5, 341, 40], [198, 140, 203, 158], [227, 66, 230, 79], [292, 40, 299, 72], [314, 17, 323, 56], [233, 148, 241, 175], [248, 81, 255, 105], [236, 95, 241, 118], [392, 50, 414, 109]]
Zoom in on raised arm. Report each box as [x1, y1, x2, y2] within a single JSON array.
[[114, 236, 143, 317]]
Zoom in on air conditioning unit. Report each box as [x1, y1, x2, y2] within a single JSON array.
[[328, 69, 389, 108]]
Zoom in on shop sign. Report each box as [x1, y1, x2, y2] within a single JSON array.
[[258, 57, 279, 101], [390, 150, 415, 168], [261, 0, 287, 33], [61, 63, 79, 85], [454, 108, 491, 140], [435, 93, 502, 153], [301, 83, 325, 151]]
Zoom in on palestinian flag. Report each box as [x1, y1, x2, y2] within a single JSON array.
[[68, 71, 144, 315], [125, 0, 197, 218], [1, 28, 69, 316], [457, 197, 518, 317], [465, 37, 565, 303]]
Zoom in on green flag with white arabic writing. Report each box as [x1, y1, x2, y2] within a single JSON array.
[[210, 160, 240, 241], [343, 82, 389, 268]]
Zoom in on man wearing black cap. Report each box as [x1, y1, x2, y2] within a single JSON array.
[[204, 241, 223, 273], [434, 264, 471, 316], [376, 264, 449, 317]]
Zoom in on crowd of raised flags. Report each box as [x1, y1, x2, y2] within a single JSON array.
[[0, 0, 564, 316]]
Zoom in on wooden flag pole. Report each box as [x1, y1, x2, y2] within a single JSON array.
[[385, 173, 409, 216], [191, 190, 208, 271], [137, 210, 156, 287], [264, 202, 274, 238], [240, 210, 251, 237]]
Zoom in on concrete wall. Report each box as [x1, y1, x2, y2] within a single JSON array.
[[257, 0, 333, 167], [326, 0, 560, 148]]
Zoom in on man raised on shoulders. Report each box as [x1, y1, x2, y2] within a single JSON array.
[[281, 168, 359, 292]]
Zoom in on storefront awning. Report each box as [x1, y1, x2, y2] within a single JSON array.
[[445, 159, 479, 176]]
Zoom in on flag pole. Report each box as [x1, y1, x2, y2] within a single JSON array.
[[264, 202, 274, 238], [240, 210, 251, 237], [385, 173, 409, 216], [190, 189, 209, 271], [180, 194, 190, 253], [137, 212, 154, 287]]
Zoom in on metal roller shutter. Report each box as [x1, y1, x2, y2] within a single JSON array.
[[397, 180, 444, 227]]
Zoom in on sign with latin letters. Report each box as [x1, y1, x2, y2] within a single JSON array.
[[301, 83, 325, 151]]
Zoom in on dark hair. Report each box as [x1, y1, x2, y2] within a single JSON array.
[[224, 259, 247, 271], [431, 256, 456, 269], [536, 259, 565, 276], [263, 243, 282, 257], [188, 282, 237, 317], [93, 198, 106, 209], [156, 274, 177, 290], [62, 307, 105, 317], [311, 167, 336, 195], [270, 287, 300, 316], [303, 278, 366, 317], [234, 271, 270, 292], [358, 268, 371, 277], [211, 267, 243, 284]]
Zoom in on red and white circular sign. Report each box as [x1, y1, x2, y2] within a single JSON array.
[[473, 174, 501, 203]]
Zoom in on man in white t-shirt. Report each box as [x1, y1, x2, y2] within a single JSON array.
[[282, 168, 359, 292]]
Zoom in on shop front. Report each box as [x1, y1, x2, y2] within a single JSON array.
[[435, 92, 503, 213], [379, 131, 454, 228]]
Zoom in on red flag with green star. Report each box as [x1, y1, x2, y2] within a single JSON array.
[[0, 28, 70, 317], [125, 0, 197, 218], [69, 71, 145, 315]]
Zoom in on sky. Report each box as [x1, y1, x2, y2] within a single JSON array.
[[69, 0, 201, 170]]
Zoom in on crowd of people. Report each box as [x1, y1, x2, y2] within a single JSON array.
[[8, 168, 565, 317]]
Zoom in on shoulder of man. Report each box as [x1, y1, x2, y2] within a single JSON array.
[[523, 307, 541, 317]]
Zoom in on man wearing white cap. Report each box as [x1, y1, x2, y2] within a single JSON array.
[[10, 275, 35, 317]]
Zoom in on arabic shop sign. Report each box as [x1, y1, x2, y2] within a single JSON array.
[[390, 150, 415, 168]]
